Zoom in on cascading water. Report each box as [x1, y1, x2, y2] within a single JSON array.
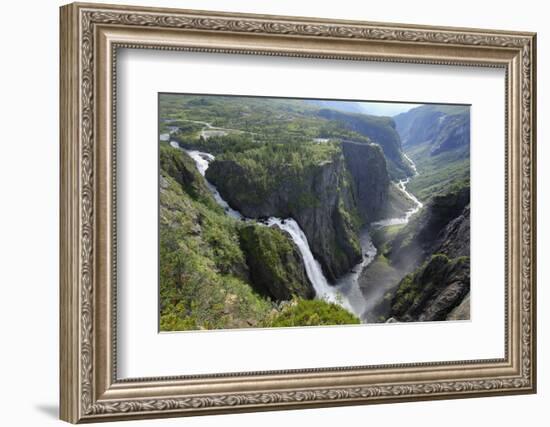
[[371, 153, 423, 228], [264, 217, 351, 309], [180, 146, 243, 220], [172, 142, 356, 313], [332, 229, 377, 320], [168, 128, 423, 323], [403, 152, 418, 175]]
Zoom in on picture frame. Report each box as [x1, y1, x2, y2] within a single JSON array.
[[59, 2, 537, 423]]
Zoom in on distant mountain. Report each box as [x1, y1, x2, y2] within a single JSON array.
[[393, 105, 470, 201], [394, 105, 470, 153]]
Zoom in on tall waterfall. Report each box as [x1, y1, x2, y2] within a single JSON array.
[[168, 139, 424, 323], [264, 218, 349, 308], [175, 143, 351, 309]]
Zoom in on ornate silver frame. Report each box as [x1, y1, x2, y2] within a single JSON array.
[[60, 2, 536, 423]]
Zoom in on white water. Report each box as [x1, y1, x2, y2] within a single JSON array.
[[178, 146, 243, 220], [264, 218, 352, 309], [332, 230, 377, 320], [371, 153, 423, 228], [403, 152, 418, 175], [167, 127, 423, 322], [171, 142, 357, 312]]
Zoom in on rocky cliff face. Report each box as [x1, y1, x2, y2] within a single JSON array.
[[386, 189, 471, 322], [238, 224, 315, 301], [360, 186, 470, 323], [160, 143, 218, 210], [435, 205, 470, 259], [388, 186, 470, 270], [394, 105, 470, 155], [317, 109, 413, 178], [206, 151, 362, 281], [342, 141, 390, 223], [390, 254, 470, 322]]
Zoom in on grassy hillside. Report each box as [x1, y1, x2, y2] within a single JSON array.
[[396, 104, 470, 201], [406, 140, 470, 202]]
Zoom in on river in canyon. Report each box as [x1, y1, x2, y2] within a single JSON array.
[[169, 132, 422, 322]]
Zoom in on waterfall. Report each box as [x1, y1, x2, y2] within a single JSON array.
[[181, 147, 243, 220], [169, 139, 424, 323], [264, 218, 349, 308], [172, 143, 354, 311]]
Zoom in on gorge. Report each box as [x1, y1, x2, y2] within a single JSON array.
[[170, 129, 427, 322], [159, 95, 471, 330]]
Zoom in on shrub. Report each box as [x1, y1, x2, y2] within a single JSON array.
[[264, 298, 360, 327]]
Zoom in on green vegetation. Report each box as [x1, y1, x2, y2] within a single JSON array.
[[160, 143, 219, 210], [161, 94, 359, 148], [317, 108, 413, 179], [264, 298, 360, 327], [204, 138, 363, 281], [406, 140, 470, 201], [370, 223, 406, 252], [391, 254, 470, 321], [174, 132, 260, 155], [238, 224, 314, 301], [361, 254, 401, 290], [379, 183, 416, 219], [396, 104, 470, 202], [159, 145, 360, 331], [159, 170, 273, 331], [212, 141, 341, 204], [159, 94, 471, 329]]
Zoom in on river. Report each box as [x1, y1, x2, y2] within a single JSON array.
[[371, 154, 423, 228], [167, 125, 422, 322]]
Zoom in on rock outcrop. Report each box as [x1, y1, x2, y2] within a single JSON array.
[[206, 151, 362, 281], [316, 108, 413, 178], [387, 186, 470, 270], [238, 224, 315, 301], [394, 104, 470, 156], [390, 254, 470, 322], [342, 141, 390, 222], [435, 205, 470, 258], [446, 293, 470, 320], [159, 143, 218, 210]]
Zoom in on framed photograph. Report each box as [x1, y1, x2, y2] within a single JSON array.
[[60, 2, 537, 423]]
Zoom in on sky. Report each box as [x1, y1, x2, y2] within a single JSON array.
[[358, 102, 423, 117], [314, 99, 423, 116]]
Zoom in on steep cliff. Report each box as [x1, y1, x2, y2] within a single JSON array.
[[238, 224, 315, 301], [316, 108, 413, 179], [341, 141, 390, 223], [206, 146, 362, 281], [390, 254, 470, 322], [394, 104, 470, 151], [359, 186, 470, 322], [387, 186, 470, 270]]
